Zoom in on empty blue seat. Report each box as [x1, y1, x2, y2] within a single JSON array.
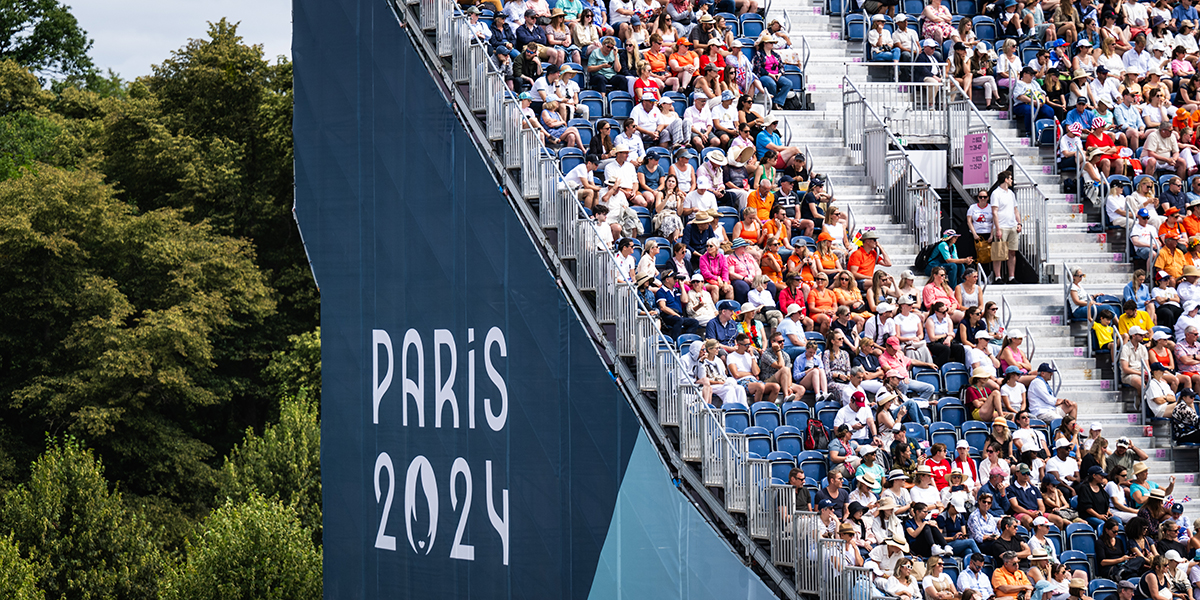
[[816, 400, 840, 432], [941, 362, 969, 395], [1047, 524, 1063, 555], [798, 450, 827, 482], [579, 90, 605, 120], [929, 421, 958, 449], [745, 426, 773, 457], [1060, 549, 1091, 578], [784, 402, 810, 431], [677, 333, 702, 349], [913, 366, 941, 392], [955, 0, 977, 15], [751, 401, 782, 431], [774, 425, 804, 456], [845, 14, 866, 42], [1066, 522, 1097, 559], [937, 398, 967, 429], [962, 420, 989, 454], [781, 65, 804, 99], [903, 0, 923, 14], [768, 450, 797, 481], [724, 403, 751, 433], [632, 206, 652, 235], [607, 91, 633, 119], [740, 14, 765, 38], [568, 118, 593, 147], [973, 15, 997, 41], [1035, 118, 1056, 147]]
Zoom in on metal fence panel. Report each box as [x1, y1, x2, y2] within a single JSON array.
[[487, 78, 505, 140], [615, 282, 636, 357], [818, 539, 846, 600], [679, 388, 704, 461], [656, 346, 681, 427], [502, 99, 521, 169], [436, 0, 452, 57], [576, 220, 596, 291], [451, 16, 470, 83], [769, 484, 794, 566], [521, 131, 541, 199], [636, 316, 657, 391], [702, 411, 726, 487], [747, 457, 771, 539], [558, 188, 577, 258], [724, 434, 748, 513], [793, 511, 821, 594]]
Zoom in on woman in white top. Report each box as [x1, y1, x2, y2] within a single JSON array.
[[869, 15, 900, 62], [921, 556, 959, 600], [822, 206, 850, 258], [1105, 177, 1134, 227], [999, 368, 1027, 416], [955, 269, 984, 309], [849, 473, 879, 510], [996, 39, 1022, 91], [835, 523, 865, 570], [881, 470, 913, 516], [872, 495, 906, 543], [910, 466, 944, 512], [1146, 363, 1178, 418], [1027, 517, 1060, 565], [895, 298, 935, 363], [669, 149, 695, 193], [888, 558, 923, 600], [636, 238, 661, 281], [978, 439, 1012, 486]]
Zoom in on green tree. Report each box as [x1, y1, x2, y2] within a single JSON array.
[[0, 165, 275, 502], [0, 534, 43, 600], [218, 389, 321, 540], [0, 438, 161, 600], [261, 327, 321, 403], [0, 110, 59, 180], [160, 494, 322, 600], [0, 0, 95, 81]]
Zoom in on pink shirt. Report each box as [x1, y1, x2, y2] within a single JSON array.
[[700, 252, 729, 282], [922, 283, 958, 311]]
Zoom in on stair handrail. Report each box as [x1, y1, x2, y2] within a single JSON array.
[[841, 75, 942, 250], [1026, 325, 1036, 362], [1062, 261, 1073, 326], [390, 3, 800, 596], [946, 76, 1049, 283], [1050, 358, 1062, 396], [1000, 288, 1012, 332]]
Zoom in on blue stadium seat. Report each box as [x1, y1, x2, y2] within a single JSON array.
[[768, 450, 797, 481], [607, 91, 633, 119], [845, 14, 866, 43], [783, 402, 810, 430], [632, 206, 652, 237], [973, 16, 997, 41], [941, 362, 969, 395], [798, 450, 827, 482], [962, 420, 989, 454], [664, 91, 687, 118], [805, 331, 827, 354], [904, 422, 927, 444], [1035, 119, 1056, 146], [903, 0, 923, 13], [1060, 549, 1091, 579], [781, 65, 804, 102], [751, 401, 782, 431], [942, 560, 961, 584], [1066, 522, 1097, 560], [929, 421, 958, 449], [774, 425, 804, 456], [816, 400, 840, 431], [737, 38, 755, 62], [913, 366, 941, 392], [937, 398, 967, 429], [740, 14, 765, 38], [644, 236, 670, 267], [1134, 174, 1158, 196], [745, 426, 773, 457], [677, 333, 702, 349], [1090, 579, 1117, 600], [1108, 174, 1132, 196], [558, 147, 585, 173], [579, 90, 605, 120], [724, 402, 751, 433], [717, 206, 740, 234], [567, 118, 593, 147], [955, 0, 977, 15]]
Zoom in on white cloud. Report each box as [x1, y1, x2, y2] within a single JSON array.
[[70, 0, 292, 79]]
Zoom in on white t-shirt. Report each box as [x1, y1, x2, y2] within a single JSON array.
[[894, 312, 923, 341], [682, 189, 717, 215], [1131, 221, 1158, 248], [1106, 193, 1130, 223], [967, 202, 994, 235], [992, 186, 1019, 230], [532, 76, 564, 101], [631, 103, 661, 132], [564, 163, 592, 189], [710, 103, 738, 130], [835, 405, 874, 441], [1013, 428, 1045, 454], [684, 105, 711, 132], [910, 484, 941, 507], [1104, 480, 1127, 512], [1046, 455, 1079, 480], [966, 346, 995, 374], [604, 159, 638, 190], [749, 288, 776, 308], [727, 350, 756, 378], [1000, 382, 1026, 410]]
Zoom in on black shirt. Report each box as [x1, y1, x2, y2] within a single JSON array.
[[814, 486, 849, 519], [793, 484, 812, 512], [1076, 483, 1112, 520], [988, 534, 1025, 561]]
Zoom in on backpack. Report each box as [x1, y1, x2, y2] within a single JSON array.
[[913, 243, 938, 274], [804, 418, 829, 451]]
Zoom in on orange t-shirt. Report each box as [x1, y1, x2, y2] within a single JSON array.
[[991, 567, 1031, 600], [761, 250, 783, 285], [747, 190, 774, 222], [847, 247, 879, 279], [1160, 221, 1186, 240], [787, 254, 815, 282], [818, 251, 839, 271], [737, 221, 760, 243], [833, 286, 864, 308], [645, 49, 668, 74], [808, 288, 837, 315], [669, 51, 697, 74], [1183, 214, 1200, 238], [765, 219, 790, 244]]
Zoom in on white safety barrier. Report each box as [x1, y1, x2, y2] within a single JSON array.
[[724, 433, 748, 513], [747, 457, 771, 539], [793, 511, 821, 594]]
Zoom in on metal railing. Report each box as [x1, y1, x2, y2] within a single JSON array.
[[842, 76, 942, 250], [854, 79, 947, 143], [793, 511, 821, 594], [946, 77, 1049, 282], [394, 2, 890, 595]]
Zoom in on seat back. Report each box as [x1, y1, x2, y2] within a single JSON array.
[[579, 91, 605, 120], [805, 331, 827, 354], [941, 362, 969, 395], [929, 421, 958, 449], [724, 403, 751, 433], [608, 91, 633, 119], [558, 147, 585, 173], [798, 450, 827, 482], [903, 0, 924, 13], [775, 426, 804, 456], [937, 398, 967, 428], [568, 119, 593, 146], [962, 420, 989, 453], [845, 15, 866, 42], [904, 422, 927, 443], [768, 451, 797, 481], [1066, 523, 1097, 558], [913, 367, 941, 392], [751, 402, 782, 431], [664, 91, 687, 118], [973, 16, 996, 40], [1059, 549, 1091, 578], [956, 0, 977, 15], [745, 426, 773, 457], [784, 405, 809, 431], [816, 401, 840, 431], [740, 14, 765, 38]]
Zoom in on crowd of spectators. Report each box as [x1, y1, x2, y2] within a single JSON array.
[[789, 407, 1200, 600]]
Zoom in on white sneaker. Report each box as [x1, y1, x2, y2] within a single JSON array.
[[932, 545, 948, 557]]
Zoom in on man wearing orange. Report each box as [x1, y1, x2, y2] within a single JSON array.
[[1159, 207, 1187, 240], [746, 178, 775, 222], [1184, 198, 1200, 239], [991, 551, 1033, 600], [1156, 233, 1188, 280], [848, 231, 892, 283]]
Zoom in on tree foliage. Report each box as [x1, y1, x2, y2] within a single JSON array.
[[160, 494, 322, 600], [0, 166, 275, 501], [0, 438, 161, 600], [219, 388, 322, 540], [0, 534, 43, 600], [0, 0, 94, 81]]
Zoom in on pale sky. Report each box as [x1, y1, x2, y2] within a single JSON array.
[[71, 0, 293, 80]]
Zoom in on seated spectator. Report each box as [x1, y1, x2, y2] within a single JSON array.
[[1078, 465, 1115, 528], [938, 495, 982, 558], [911, 466, 945, 513], [1007, 463, 1059, 528], [794, 339, 830, 400], [815, 471, 850, 519], [850, 471, 880, 511], [957, 554, 994, 599], [1150, 274, 1183, 328], [924, 443, 952, 491], [1070, 268, 1125, 321], [905, 502, 954, 558], [836, 391, 876, 444], [683, 273, 718, 325], [869, 535, 911, 590], [1171, 388, 1200, 445], [817, 497, 841, 538], [922, 556, 961, 600], [888, 557, 924, 600], [835, 521, 867, 569], [1119, 326, 1151, 391], [695, 338, 747, 406], [991, 551, 1035, 600], [1146, 362, 1179, 418], [968, 490, 1002, 544]]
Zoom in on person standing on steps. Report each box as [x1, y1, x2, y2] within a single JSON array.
[[990, 170, 1021, 284]]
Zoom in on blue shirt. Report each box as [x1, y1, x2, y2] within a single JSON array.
[[1114, 103, 1143, 130], [1174, 4, 1200, 23], [637, 162, 666, 190], [980, 482, 1007, 518], [1006, 479, 1043, 512], [655, 286, 684, 315], [930, 240, 959, 269], [1063, 107, 1100, 131], [1123, 281, 1151, 310], [705, 316, 738, 345], [755, 130, 782, 160]]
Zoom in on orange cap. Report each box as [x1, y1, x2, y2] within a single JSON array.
[[818, 231, 835, 242]]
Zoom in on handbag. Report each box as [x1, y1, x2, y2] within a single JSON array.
[[975, 238, 992, 264]]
